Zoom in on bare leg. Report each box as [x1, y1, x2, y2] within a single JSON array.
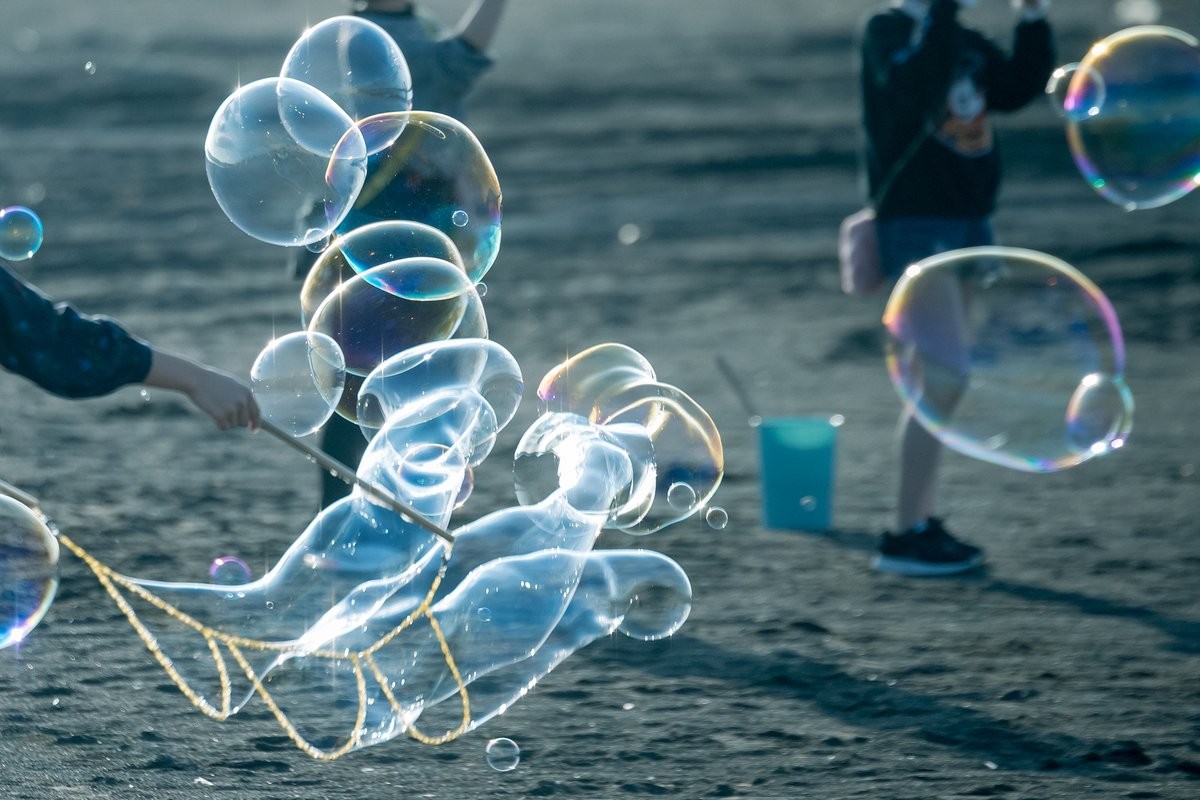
[[893, 272, 971, 531]]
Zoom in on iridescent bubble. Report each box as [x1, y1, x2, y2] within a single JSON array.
[[0, 205, 44, 261], [1066, 25, 1200, 210], [209, 556, 252, 585], [205, 77, 367, 246], [451, 210, 469, 227], [281, 15, 412, 132], [534, 344, 724, 534], [0, 495, 59, 649], [299, 220, 464, 327], [485, 737, 520, 772], [1045, 62, 1106, 121], [308, 257, 485, 380], [338, 112, 502, 283], [250, 331, 347, 436], [883, 246, 1133, 472]]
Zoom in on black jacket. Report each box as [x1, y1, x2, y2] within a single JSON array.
[[859, 0, 1054, 218]]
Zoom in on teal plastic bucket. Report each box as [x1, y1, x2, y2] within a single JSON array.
[[758, 416, 837, 531]]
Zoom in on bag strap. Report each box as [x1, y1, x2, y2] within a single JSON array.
[[869, 119, 934, 209]]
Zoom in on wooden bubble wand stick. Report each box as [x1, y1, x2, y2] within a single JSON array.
[[257, 419, 455, 545], [0, 476, 40, 510]]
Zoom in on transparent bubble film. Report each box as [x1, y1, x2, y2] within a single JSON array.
[[883, 247, 1132, 472]]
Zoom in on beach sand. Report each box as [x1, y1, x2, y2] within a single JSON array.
[[1, 0, 1199, 797]]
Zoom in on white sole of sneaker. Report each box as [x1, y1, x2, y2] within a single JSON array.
[[871, 553, 984, 577]]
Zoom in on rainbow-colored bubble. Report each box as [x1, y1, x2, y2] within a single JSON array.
[[1065, 25, 1200, 210], [883, 247, 1133, 472]]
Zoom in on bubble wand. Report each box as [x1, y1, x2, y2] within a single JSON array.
[[257, 418, 454, 545]]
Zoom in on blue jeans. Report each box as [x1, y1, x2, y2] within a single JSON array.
[[876, 217, 994, 281]]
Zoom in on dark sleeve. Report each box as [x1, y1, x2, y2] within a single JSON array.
[[985, 19, 1056, 112], [862, 0, 960, 124], [0, 264, 153, 398]]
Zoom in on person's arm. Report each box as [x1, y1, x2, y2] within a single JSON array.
[[452, 0, 509, 53], [862, 0, 961, 120], [142, 348, 260, 432], [986, 0, 1055, 111]]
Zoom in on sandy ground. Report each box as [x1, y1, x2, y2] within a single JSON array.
[[1, 0, 1199, 797]]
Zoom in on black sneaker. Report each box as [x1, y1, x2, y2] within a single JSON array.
[[872, 517, 984, 576]]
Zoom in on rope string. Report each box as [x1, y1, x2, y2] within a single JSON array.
[[56, 531, 471, 760]]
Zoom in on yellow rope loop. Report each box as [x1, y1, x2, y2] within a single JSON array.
[[57, 532, 474, 759]]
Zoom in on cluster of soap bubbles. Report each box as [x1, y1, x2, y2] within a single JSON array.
[[884, 247, 1132, 472], [0, 205, 43, 262], [0, 14, 725, 762], [1048, 24, 1200, 210], [204, 14, 501, 283], [120, 339, 719, 756]]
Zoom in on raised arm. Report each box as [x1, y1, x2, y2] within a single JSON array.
[[453, 0, 509, 53]]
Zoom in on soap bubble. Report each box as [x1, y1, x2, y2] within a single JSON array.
[[307, 257, 485, 380], [205, 77, 367, 246], [209, 556, 252, 585], [250, 331, 347, 436], [337, 112, 502, 283], [281, 15, 412, 131], [532, 344, 724, 533], [0, 495, 59, 649], [1065, 25, 1200, 210], [883, 246, 1133, 472], [0, 205, 44, 261], [1045, 62, 1106, 121], [485, 737, 520, 772], [704, 506, 728, 530], [299, 220, 464, 326]]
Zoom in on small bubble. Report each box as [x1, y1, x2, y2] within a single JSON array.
[[704, 506, 728, 530], [451, 210, 469, 227], [476, 281, 488, 297], [829, 414, 845, 427], [139, 389, 151, 403], [84, 61, 97, 75], [209, 556, 252, 585], [621, 702, 635, 711], [666, 482, 696, 511], [799, 496, 817, 511], [477, 607, 492, 622], [485, 737, 520, 772], [306, 234, 330, 253]]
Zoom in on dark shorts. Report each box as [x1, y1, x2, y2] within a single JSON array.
[[875, 216, 994, 281]]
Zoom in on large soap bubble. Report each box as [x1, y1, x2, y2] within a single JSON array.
[[0, 495, 59, 649], [0, 206, 43, 261], [883, 246, 1133, 472], [1065, 25, 1200, 210], [299, 220, 464, 326], [280, 15, 412, 130], [521, 344, 724, 533], [205, 77, 367, 246], [338, 112, 502, 283], [250, 331, 347, 437]]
